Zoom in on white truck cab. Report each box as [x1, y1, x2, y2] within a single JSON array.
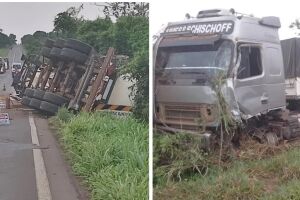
[[154, 9, 285, 132]]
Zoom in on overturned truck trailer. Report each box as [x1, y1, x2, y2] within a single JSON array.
[[18, 38, 133, 115], [154, 9, 300, 144]]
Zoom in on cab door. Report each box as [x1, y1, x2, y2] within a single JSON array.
[[264, 45, 285, 111], [234, 44, 268, 116]]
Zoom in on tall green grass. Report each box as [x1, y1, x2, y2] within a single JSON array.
[[55, 110, 148, 200], [154, 132, 300, 200]]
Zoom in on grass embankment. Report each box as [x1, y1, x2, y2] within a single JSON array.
[[154, 133, 300, 200], [0, 48, 8, 57], [51, 108, 148, 200]]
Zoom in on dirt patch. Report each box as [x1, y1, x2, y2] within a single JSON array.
[[233, 135, 292, 161]]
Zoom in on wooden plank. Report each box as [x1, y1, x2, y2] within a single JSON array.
[[83, 47, 115, 112]]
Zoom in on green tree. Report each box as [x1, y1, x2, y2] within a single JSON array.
[[33, 31, 47, 39], [8, 34, 16, 44], [53, 5, 83, 37], [21, 33, 43, 55], [125, 48, 149, 121], [290, 19, 300, 35], [0, 32, 13, 48], [114, 16, 149, 121], [102, 2, 149, 18], [76, 18, 114, 54]]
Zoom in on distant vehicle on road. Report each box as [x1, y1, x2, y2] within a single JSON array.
[[0, 57, 6, 74], [11, 62, 22, 78], [4, 57, 9, 70]]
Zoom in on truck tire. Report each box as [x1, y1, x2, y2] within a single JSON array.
[[28, 55, 42, 66], [29, 54, 38, 63], [29, 98, 42, 110], [33, 89, 45, 100], [60, 48, 88, 65], [50, 47, 62, 60], [64, 39, 92, 55], [41, 47, 51, 58], [24, 88, 35, 98], [43, 92, 69, 106], [21, 96, 31, 106], [44, 39, 55, 48], [53, 39, 66, 48], [40, 101, 59, 115]]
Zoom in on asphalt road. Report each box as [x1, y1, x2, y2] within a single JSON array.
[[0, 46, 86, 200], [0, 45, 22, 95]]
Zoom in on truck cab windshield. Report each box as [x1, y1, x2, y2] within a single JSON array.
[[155, 40, 234, 85], [157, 40, 233, 70]]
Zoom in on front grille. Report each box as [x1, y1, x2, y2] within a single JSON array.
[[160, 103, 217, 127]]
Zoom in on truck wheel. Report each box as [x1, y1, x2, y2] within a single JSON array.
[[60, 48, 88, 65], [64, 39, 92, 55], [43, 92, 69, 106], [24, 88, 35, 98], [29, 98, 42, 110], [50, 47, 62, 60], [53, 39, 66, 48], [44, 39, 55, 48], [40, 101, 59, 115], [21, 96, 31, 106], [33, 89, 45, 100], [41, 47, 51, 58], [28, 55, 37, 63]]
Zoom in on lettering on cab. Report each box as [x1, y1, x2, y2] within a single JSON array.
[[164, 21, 234, 35]]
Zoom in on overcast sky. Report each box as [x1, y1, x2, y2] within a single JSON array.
[[1, 1, 299, 43], [0, 2, 107, 42], [151, 0, 300, 40]]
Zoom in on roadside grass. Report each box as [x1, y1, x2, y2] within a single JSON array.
[[154, 132, 300, 200], [51, 108, 148, 200], [0, 48, 8, 57], [154, 132, 211, 185]]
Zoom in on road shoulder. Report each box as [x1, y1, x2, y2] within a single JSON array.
[[33, 114, 89, 200]]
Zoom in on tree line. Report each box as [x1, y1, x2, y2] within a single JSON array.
[[0, 30, 16, 48]]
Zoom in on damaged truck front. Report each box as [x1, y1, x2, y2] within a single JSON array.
[[154, 9, 292, 142]]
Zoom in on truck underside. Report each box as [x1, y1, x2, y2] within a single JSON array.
[[14, 38, 133, 115]]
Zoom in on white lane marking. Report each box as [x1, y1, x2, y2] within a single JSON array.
[[29, 113, 52, 200]]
